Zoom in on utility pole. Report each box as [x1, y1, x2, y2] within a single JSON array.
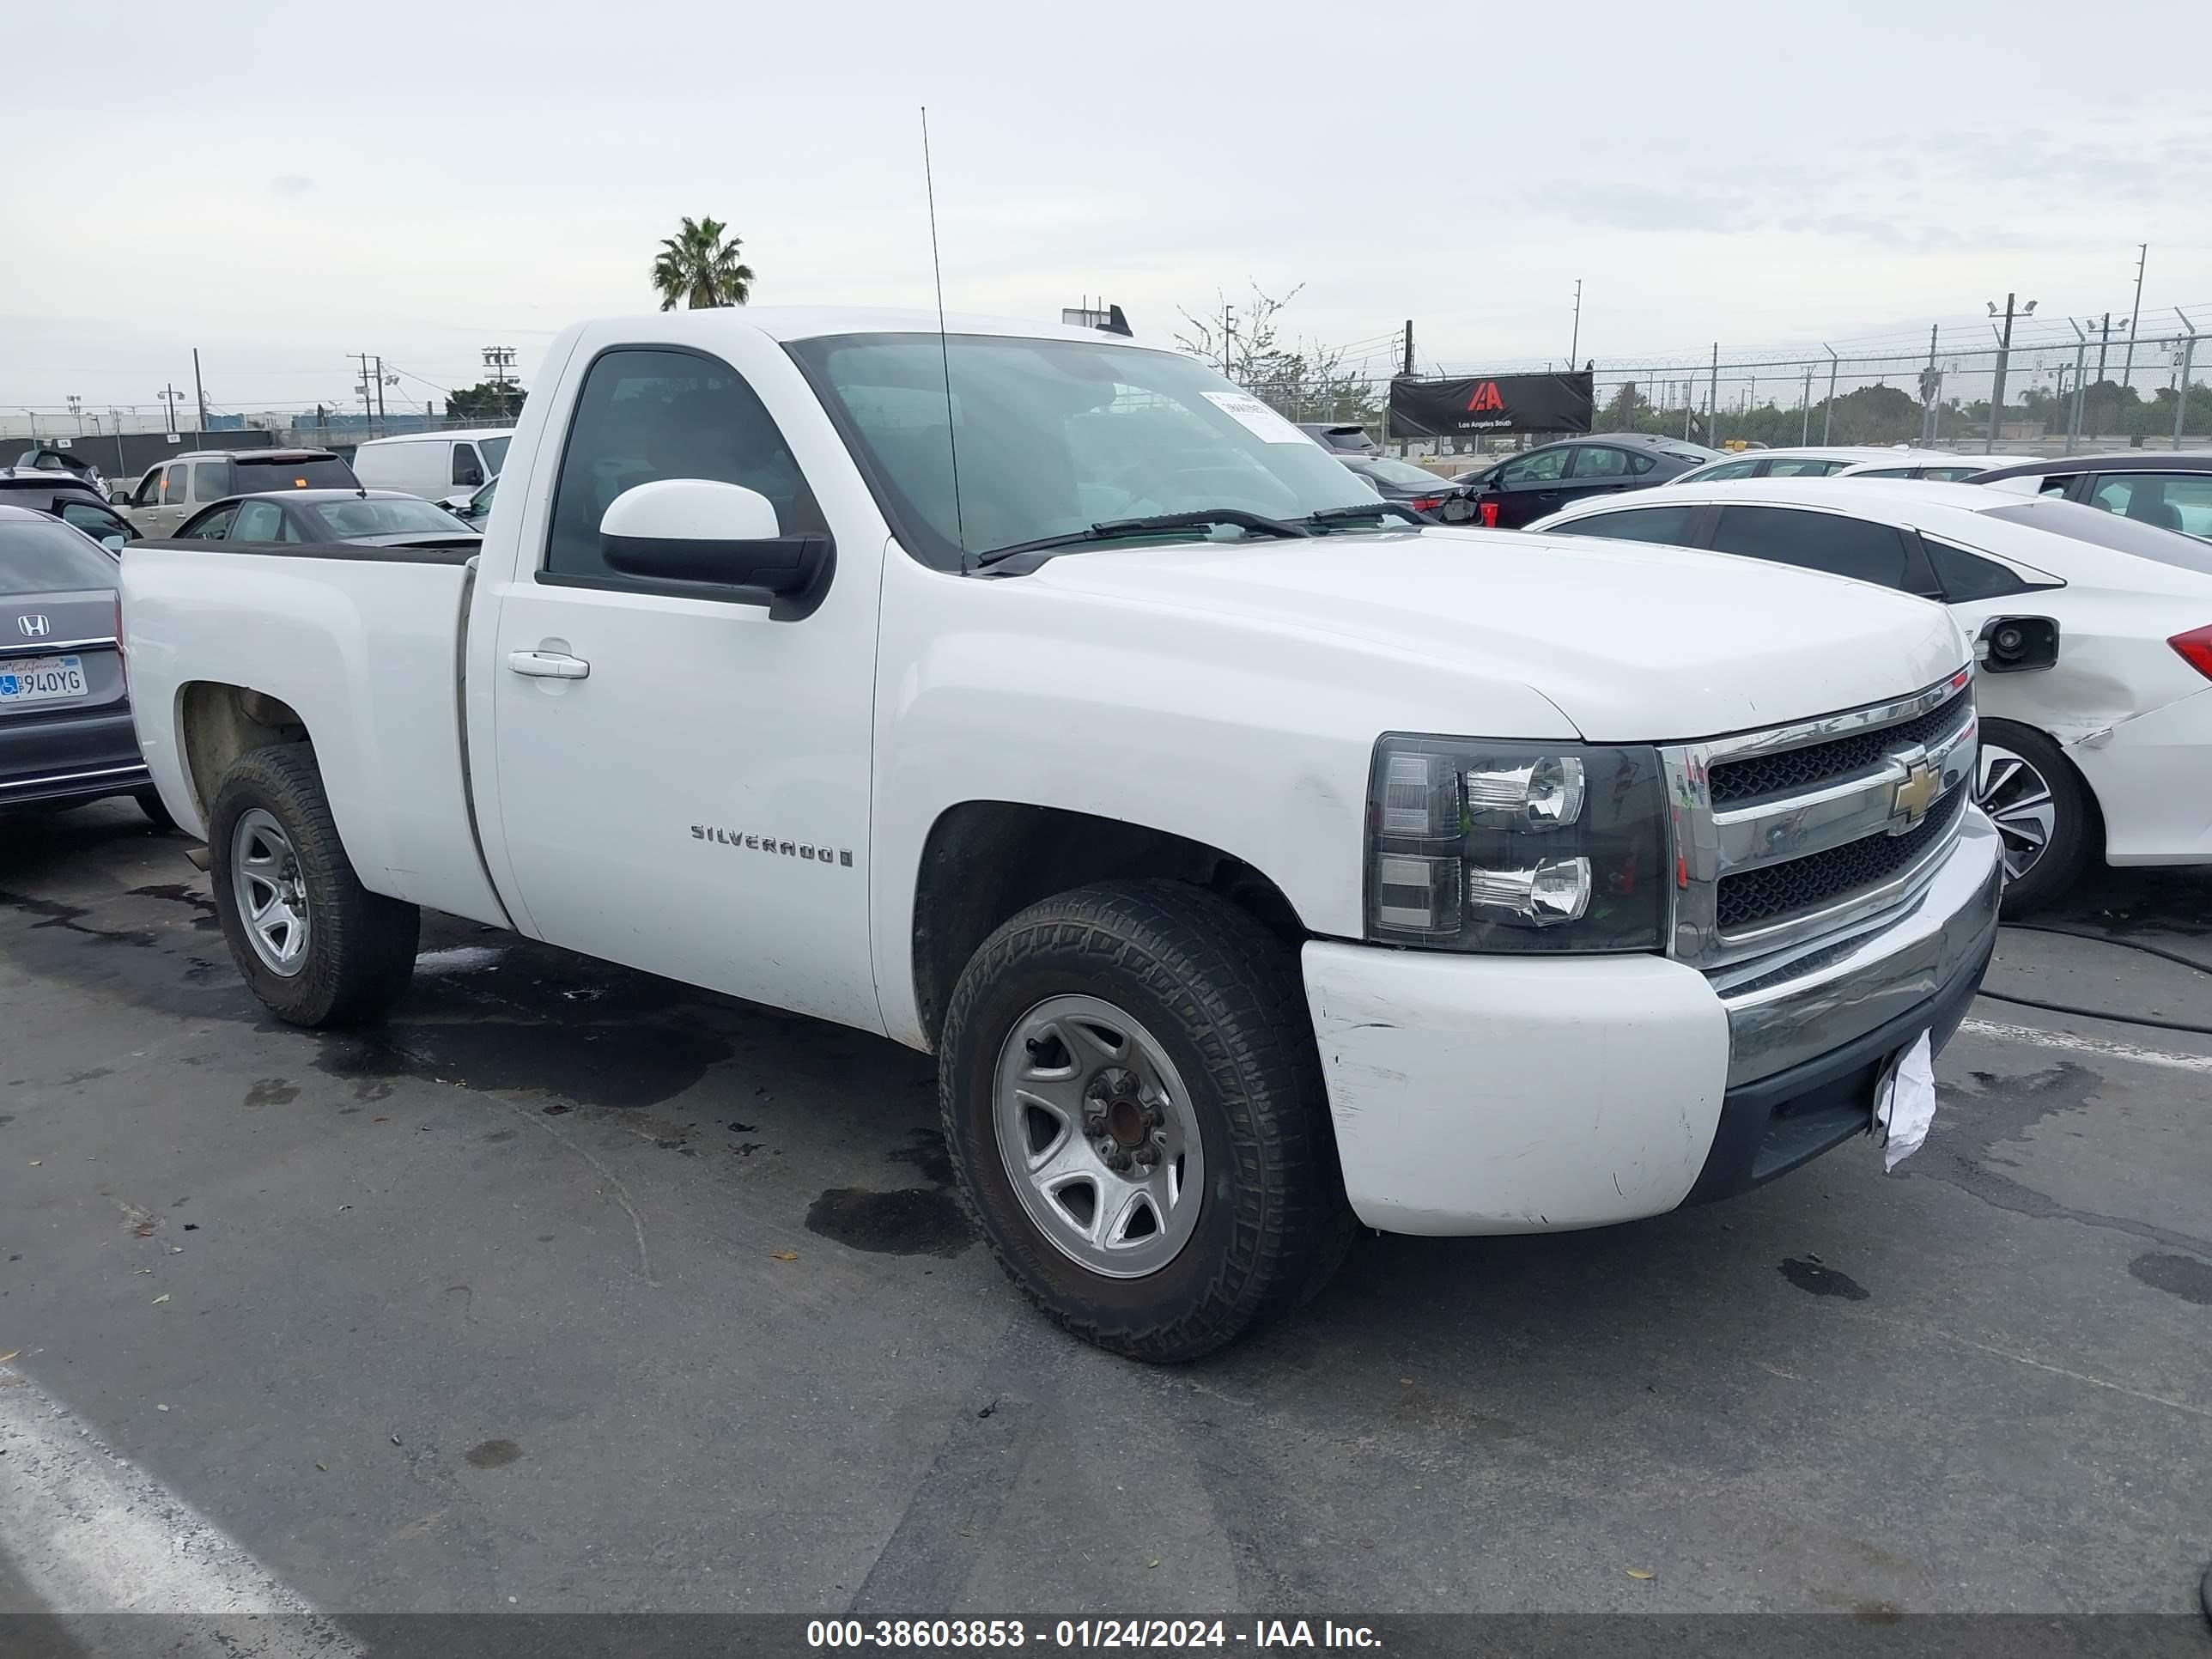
[[2176, 308, 2199, 451], [1220, 302, 1235, 380], [157, 386, 185, 436], [1568, 280, 1583, 366], [65, 394, 83, 434], [1401, 320, 1413, 378], [352, 353, 377, 428], [2094, 311, 2112, 385], [2065, 320, 2088, 455], [1920, 323, 1941, 446], [1706, 343, 1718, 446], [373, 356, 388, 424], [2122, 243, 2148, 391], [1821, 346, 1838, 444], [192, 348, 209, 442], [1984, 292, 2036, 455], [1801, 364, 1813, 444]]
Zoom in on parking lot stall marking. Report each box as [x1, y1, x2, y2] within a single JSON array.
[[1959, 1016, 2212, 1078], [0, 1364, 363, 1656]]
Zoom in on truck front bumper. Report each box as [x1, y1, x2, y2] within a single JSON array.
[[1301, 808, 2003, 1234]]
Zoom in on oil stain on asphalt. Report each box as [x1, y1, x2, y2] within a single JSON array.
[[1778, 1257, 1869, 1300], [805, 1128, 975, 1258], [2126, 1251, 2212, 1305]]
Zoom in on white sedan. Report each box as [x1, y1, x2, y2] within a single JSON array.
[[1528, 477, 2212, 909], [1668, 446, 1992, 487]]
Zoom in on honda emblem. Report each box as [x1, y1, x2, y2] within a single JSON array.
[[16, 614, 51, 638]]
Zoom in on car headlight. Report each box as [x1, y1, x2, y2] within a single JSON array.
[[1365, 736, 1670, 953]]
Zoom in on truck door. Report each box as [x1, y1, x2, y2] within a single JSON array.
[[481, 337, 885, 1035]]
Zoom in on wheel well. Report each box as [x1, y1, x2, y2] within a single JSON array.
[[911, 802, 1307, 1045], [177, 683, 310, 822]]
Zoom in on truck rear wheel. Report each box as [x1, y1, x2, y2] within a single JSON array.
[[939, 880, 1351, 1363], [208, 742, 418, 1029]]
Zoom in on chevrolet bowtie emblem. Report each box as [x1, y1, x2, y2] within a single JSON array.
[[1890, 757, 1943, 827]]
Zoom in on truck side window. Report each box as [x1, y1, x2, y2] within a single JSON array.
[[1710, 505, 1911, 589], [452, 444, 484, 487], [544, 348, 823, 583], [134, 469, 163, 507], [191, 461, 229, 501]]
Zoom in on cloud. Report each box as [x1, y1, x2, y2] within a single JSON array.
[[269, 174, 314, 200], [1534, 185, 1753, 235]]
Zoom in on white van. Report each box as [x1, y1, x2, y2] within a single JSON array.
[[349, 429, 514, 507]]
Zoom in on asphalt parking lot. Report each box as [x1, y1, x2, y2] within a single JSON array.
[[3, 800, 2209, 1632]]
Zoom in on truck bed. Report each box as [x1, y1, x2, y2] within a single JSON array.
[[121, 540, 507, 927]]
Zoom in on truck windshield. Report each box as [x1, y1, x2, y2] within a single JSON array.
[[478, 435, 511, 474], [787, 332, 1378, 569]]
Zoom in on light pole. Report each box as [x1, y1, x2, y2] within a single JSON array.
[[1569, 279, 1583, 366], [16, 408, 36, 441], [66, 395, 84, 434], [157, 386, 188, 436], [1984, 294, 2036, 455]]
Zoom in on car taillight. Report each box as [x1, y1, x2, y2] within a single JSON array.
[[1412, 495, 1442, 513], [2171, 623, 2212, 681]]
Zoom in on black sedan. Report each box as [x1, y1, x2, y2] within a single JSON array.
[[1435, 433, 1721, 529], [1333, 453, 1454, 514], [173, 489, 482, 550], [1973, 451, 2212, 541], [0, 470, 141, 552], [0, 504, 167, 825]]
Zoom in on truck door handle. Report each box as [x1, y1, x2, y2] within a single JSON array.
[[507, 649, 590, 679]]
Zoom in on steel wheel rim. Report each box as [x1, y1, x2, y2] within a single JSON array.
[[1975, 743, 2057, 883], [992, 994, 1206, 1279], [231, 807, 311, 976]]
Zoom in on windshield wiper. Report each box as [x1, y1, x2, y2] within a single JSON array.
[[1304, 502, 1431, 530], [974, 507, 1310, 568]]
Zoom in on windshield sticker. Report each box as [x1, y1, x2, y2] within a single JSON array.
[[1202, 392, 1311, 445]]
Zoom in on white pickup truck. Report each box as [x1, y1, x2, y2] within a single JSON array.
[[123, 308, 2002, 1359]]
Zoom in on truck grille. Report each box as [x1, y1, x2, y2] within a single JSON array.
[[1708, 696, 1971, 805], [1715, 789, 1966, 932], [1663, 672, 1976, 969]]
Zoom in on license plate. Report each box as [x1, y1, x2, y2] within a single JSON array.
[[0, 654, 88, 705]]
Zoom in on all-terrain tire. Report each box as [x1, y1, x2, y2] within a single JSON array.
[[208, 743, 418, 1028], [939, 879, 1353, 1363]]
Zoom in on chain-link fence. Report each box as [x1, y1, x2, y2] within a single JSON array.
[[0, 407, 521, 446], [1236, 324, 2209, 463]]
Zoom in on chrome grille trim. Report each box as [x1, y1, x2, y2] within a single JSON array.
[[1662, 671, 1977, 971]]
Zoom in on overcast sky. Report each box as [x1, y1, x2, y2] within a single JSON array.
[[6, 0, 2209, 419]]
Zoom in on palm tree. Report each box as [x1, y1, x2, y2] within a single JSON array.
[[651, 216, 755, 311]]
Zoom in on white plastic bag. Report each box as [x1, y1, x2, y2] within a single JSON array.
[[1874, 1030, 1938, 1172]]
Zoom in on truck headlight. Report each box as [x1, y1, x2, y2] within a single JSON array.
[[1365, 737, 1670, 953]]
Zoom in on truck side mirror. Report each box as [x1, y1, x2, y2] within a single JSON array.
[[599, 479, 834, 620], [1976, 615, 2059, 673]]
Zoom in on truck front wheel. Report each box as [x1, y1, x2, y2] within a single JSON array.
[[208, 743, 419, 1029], [939, 880, 1351, 1362]]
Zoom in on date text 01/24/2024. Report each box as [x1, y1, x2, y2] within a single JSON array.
[[805, 1619, 1382, 1650]]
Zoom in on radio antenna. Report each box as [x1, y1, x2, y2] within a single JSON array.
[[921, 106, 969, 574]]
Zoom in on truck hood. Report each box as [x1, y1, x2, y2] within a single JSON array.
[[1025, 526, 1968, 742]]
